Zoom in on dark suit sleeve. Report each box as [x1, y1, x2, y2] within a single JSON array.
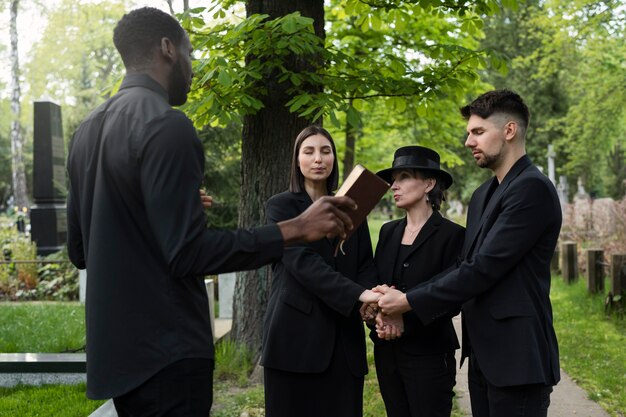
[[139, 112, 283, 278], [407, 176, 556, 325], [442, 224, 465, 271], [423, 223, 465, 322], [373, 221, 394, 284], [267, 194, 365, 317], [66, 187, 85, 269], [354, 221, 378, 290]]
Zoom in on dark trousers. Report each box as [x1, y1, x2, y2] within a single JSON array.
[[113, 358, 214, 417], [468, 354, 552, 417], [264, 339, 364, 417], [374, 345, 456, 417]]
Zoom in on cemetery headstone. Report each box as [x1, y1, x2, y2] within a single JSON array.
[[218, 272, 236, 319], [590, 198, 616, 238], [30, 101, 67, 255], [575, 177, 587, 199], [557, 175, 569, 213], [551, 249, 560, 273], [610, 254, 626, 297], [586, 249, 604, 294], [546, 144, 556, 185], [561, 241, 578, 283], [79, 270, 87, 303], [205, 278, 215, 339]]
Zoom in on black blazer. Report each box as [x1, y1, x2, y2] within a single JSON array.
[[261, 191, 378, 377], [372, 211, 464, 354], [407, 156, 562, 387]]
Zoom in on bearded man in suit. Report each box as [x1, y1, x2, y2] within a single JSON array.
[[376, 89, 561, 417]]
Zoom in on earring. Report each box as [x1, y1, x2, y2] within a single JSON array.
[[426, 195, 430, 203]]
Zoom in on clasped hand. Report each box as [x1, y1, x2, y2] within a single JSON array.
[[358, 285, 411, 341]]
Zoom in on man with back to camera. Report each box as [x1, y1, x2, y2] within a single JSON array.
[[375, 90, 562, 417], [66, 7, 371, 416]]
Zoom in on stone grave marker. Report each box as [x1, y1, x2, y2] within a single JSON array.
[[30, 101, 67, 255], [218, 272, 236, 319]]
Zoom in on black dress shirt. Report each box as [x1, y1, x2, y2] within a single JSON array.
[[67, 74, 283, 399]]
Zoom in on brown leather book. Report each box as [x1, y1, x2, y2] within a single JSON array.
[[334, 164, 390, 254]]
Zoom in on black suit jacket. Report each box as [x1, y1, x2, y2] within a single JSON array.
[[407, 156, 562, 387], [372, 211, 464, 354], [261, 191, 377, 377]]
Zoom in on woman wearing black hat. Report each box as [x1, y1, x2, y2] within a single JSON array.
[[261, 125, 380, 417], [369, 145, 465, 417]]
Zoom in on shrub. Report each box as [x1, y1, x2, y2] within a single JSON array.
[[0, 219, 78, 301], [0, 225, 38, 297]]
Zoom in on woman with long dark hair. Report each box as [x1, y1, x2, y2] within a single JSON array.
[[261, 125, 379, 417]]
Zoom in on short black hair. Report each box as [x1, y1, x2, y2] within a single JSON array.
[[113, 7, 186, 69], [289, 125, 339, 195], [460, 89, 530, 132]]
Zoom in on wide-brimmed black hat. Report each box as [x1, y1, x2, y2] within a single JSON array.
[[376, 146, 453, 189]]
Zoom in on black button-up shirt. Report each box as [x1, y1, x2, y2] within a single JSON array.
[[67, 74, 283, 399]]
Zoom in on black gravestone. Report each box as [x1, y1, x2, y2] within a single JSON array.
[[30, 101, 67, 255]]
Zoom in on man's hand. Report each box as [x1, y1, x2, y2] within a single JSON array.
[[374, 285, 412, 316], [278, 196, 357, 244], [375, 311, 404, 341], [199, 189, 213, 209]]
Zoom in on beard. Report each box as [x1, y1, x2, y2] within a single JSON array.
[[477, 153, 500, 169], [168, 59, 189, 106]]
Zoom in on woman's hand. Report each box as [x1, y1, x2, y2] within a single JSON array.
[[375, 311, 404, 340], [358, 289, 381, 304], [359, 302, 378, 323]]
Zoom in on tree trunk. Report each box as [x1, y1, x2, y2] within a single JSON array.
[[342, 99, 363, 181], [166, 0, 174, 15], [166, 0, 189, 14], [231, 0, 324, 357], [10, 0, 29, 212]]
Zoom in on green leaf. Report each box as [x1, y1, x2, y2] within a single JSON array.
[[312, 107, 326, 123], [288, 94, 311, 112], [281, 17, 298, 34], [371, 14, 382, 31], [361, 16, 370, 32], [217, 70, 232, 88], [393, 97, 407, 113], [299, 104, 318, 117], [346, 106, 361, 128], [416, 103, 427, 117], [390, 60, 406, 77], [352, 98, 365, 112], [329, 110, 341, 128], [290, 74, 302, 86]]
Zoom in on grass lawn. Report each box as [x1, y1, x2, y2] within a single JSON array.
[[0, 384, 104, 417], [551, 276, 626, 416], [0, 302, 85, 353], [0, 302, 100, 417]]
